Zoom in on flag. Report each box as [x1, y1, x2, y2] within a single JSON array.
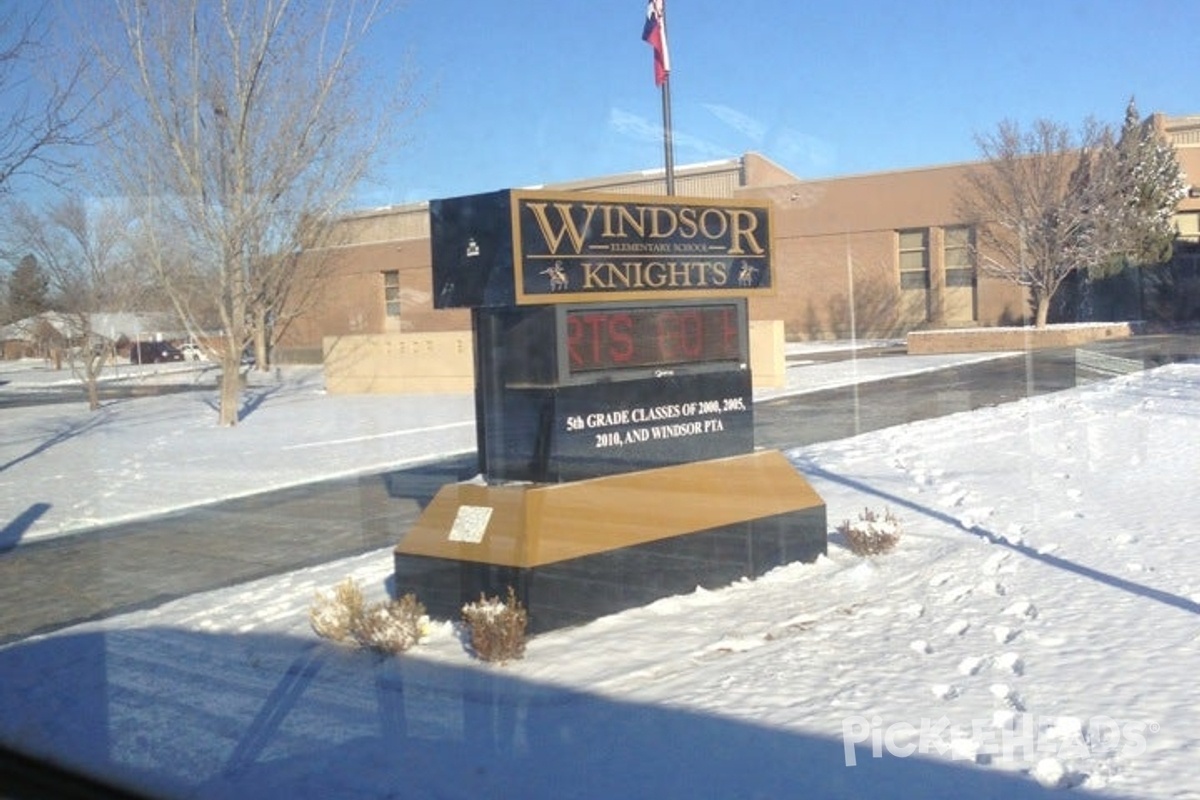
[[641, 0, 670, 86]]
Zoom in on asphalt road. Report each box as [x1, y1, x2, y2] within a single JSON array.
[[1, 335, 1197, 645], [755, 347, 1078, 449], [0, 383, 211, 410], [759, 333, 1200, 449], [0, 366, 217, 410]]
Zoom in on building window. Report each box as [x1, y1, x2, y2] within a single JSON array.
[[898, 229, 929, 289], [383, 270, 401, 317], [943, 225, 977, 323], [943, 226, 975, 287], [1176, 211, 1200, 245]]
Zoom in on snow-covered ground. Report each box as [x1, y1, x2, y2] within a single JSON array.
[[1, 347, 1198, 799]]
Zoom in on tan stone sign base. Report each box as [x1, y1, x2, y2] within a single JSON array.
[[396, 449, 821, 568], [393, 450, 827, 631]]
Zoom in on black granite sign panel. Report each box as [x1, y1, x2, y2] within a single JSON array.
[[550, 371, 754, 481], [472, 300, 754, 482], [431, 190, 773, 309], [430, 189, 516, 309], [480, 371, 754, 483]]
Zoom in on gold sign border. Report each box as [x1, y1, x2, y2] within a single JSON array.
[[509, 189, 776, 306]]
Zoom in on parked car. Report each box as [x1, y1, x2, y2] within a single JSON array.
[[179, 342, 205, 361], [129, 341, 185, 364]]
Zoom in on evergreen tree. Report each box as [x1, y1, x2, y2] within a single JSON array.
[[1096, 98, 1187, 277], [8, 254, 50, 320]]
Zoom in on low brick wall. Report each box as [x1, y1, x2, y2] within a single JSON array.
[[323, 322, 788, 395], [323, 332, 475, 394], [907, 322, 1134, 355], [749, 319, 785, 389]]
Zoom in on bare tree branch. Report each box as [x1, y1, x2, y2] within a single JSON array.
[[3, 197, 142, 408], [0, 4, 107, 195], [91, 0, 419, 426], [959, 120, 1074, 324], [954, 113, 1180, 327]]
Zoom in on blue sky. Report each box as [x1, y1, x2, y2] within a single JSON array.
[[364, 0, 1197, 206], [5, 1, 1195, 210]]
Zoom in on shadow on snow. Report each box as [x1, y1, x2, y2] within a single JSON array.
[[0, 627, 1129, 800], [793, 456, 1199, 617]]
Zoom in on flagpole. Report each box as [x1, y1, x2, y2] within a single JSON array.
[[660, 1, 675, 196], [661, 77, 675, 196], [643, 0, 675, 195]]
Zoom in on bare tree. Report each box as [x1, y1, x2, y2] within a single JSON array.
[[0, 4, 103, 195], [93, 0, 417, 426], [957, 119, 1114, 327], [5, 198, 138, 409], [958, 109, 1186, 327]]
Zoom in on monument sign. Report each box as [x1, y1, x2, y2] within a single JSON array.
[[394, 189, 826, 631]]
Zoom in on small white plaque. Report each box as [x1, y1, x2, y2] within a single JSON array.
[[448, 505, 493, 543]]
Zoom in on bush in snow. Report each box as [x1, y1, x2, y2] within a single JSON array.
[[837, 507, 901, 556], [462, 587, 528, 663], [354, 593, 430, 654], [310, 577, 366, 642], [310, 578, 429, 654]]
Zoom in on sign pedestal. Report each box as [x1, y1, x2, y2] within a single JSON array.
[[394, 450, 825, 633]]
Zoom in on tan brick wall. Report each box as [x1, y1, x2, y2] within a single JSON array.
[[280, 240, 470, 353], [285, 144, 1200, 350], [906, 323, 1133, 354], [323, 331, 474, 394], [749, 319, 785, 388]]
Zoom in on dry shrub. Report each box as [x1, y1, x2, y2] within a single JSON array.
[[837, 507, 901, 556], [310, 578, 429, 654], [462, 587, 528, 663], [355, 593, 429, 654], [310, 577, 366, 643]]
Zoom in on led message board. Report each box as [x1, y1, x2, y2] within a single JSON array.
[[563, 302, 742, 375]]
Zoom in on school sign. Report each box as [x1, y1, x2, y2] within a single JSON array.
[[431, 189, 774, 308]]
